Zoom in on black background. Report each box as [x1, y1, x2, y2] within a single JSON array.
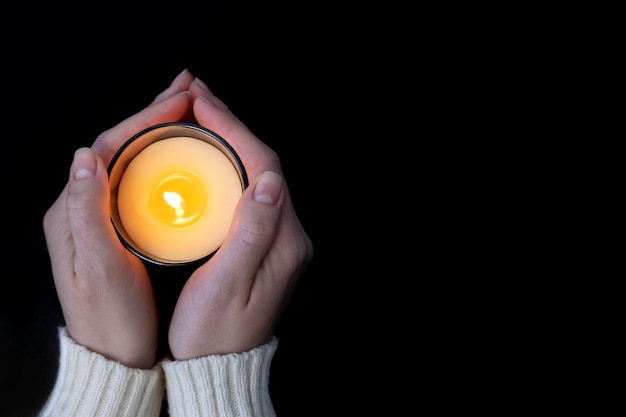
[[0, 4, 403, 416], [0, 5, 586, 415]]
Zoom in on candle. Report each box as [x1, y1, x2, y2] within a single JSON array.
[[108, 123, 247, 265]]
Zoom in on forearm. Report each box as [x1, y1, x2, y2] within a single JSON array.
[[162, 337, 279, 417], [39, 327, 164, 417], [41, 328, 280, 417]]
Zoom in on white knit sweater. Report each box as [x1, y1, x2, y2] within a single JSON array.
[[39, 327, 278, 417]]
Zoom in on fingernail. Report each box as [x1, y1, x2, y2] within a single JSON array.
[[73, 148, 96, 179], [254, 171, 282, 205], [172, 68, 189, 84], [194, 77, 214, 95]]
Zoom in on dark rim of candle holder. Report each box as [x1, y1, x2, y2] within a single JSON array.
[[107, 122, 249, 267]]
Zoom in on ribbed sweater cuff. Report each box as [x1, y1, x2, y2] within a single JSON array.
[[39, 327, 164, 417], [162, 337, 279, 417]]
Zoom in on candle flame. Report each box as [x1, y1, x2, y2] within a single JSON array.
[[163, 191, 187, 224]]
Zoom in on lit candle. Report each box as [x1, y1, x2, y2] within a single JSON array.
[[108, 123, 247, 265]]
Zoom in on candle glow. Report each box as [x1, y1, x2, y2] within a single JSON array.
[[115, 136, 243, 263]]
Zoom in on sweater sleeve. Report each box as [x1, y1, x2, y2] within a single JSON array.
[[162, 337, 279, 417], [38, 327, 165, 417]]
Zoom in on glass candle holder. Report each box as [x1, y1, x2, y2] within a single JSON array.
[[108, 122, 248, 266]]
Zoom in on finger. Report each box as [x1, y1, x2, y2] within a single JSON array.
[[202, 171, 284, 298], [192, 93, 281, 176], [152, 68, 194, 103], [65, 148, 125, 276], [189, 77, 230, 112], [91, 90, 191, 165], [189, 78, 277, 163], [189, 78, 243, 131]]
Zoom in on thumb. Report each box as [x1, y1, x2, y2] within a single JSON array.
[[213, 171, 284, 279], [66, 147, 117, 260]]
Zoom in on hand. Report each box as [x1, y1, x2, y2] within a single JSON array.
[[167, 78, 314, 359], [43, 69, 196, 368]]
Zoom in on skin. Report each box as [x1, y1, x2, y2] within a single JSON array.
[[43, 69, 314, 368]]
